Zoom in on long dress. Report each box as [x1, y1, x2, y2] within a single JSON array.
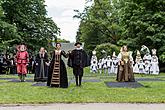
[[133, 56, 142, 73], [150, 56, 159, 75], [47, 50, 68, 88], [107, 58, 112, 74], [117, 51, 135, 82], [110, 57, 118, 74], [138, 61, 145, 73], [143, 54, 152, 74], [34, 53, 49, 82]]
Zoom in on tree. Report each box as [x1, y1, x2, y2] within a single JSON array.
[[76, 0, 165, 65], [75, 0, 122, 52], [1, 0, 59, 52], [57, 38, 70, 43], [118, 0, 165, 60], [0, 1, 19, 52]]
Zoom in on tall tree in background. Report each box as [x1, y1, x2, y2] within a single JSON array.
[[1, 0, 59, 52], [75, 0, 122, 52], [118, 0, 165, 53], [0, 0, 20, 52], [76, 0, 165, 64]]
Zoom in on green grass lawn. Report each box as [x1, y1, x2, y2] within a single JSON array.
[[0, 68, 165, 104]]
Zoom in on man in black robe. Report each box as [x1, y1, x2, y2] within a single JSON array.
[[68, 42, 90, 86]]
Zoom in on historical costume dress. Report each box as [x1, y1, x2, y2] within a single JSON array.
[[47, 50, 68, 88], [133, 50, 142, 73], [102, 57, 107, 74], [90, 50, 98, 73], [110, 52, 118, 74], [34, 52, 49, 82], [117, 50, 135, 82], [143, 53, 152, 74], [15, 45, 29, 82], [98, 59, 103, 74], [68, 42, 90, 86], [150, 49, 159, 75], [91, 61, 98, 73], [138, 59, 145, 73], [106, 56, 112, 75]]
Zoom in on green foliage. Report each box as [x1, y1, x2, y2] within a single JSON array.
[[76, 0, 165, 64], [57, 38, 70, 43], [160, 52, 165, 63], [0, 0, 59, 53], [75, 0, 122, 52], [95, 43, 120, 59]]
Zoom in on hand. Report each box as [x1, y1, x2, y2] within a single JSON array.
[[45, 62, 50, 66], [68, 50, 72, 53], [36, 63, 38, 66]]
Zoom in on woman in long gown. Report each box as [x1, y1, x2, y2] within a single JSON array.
[[47, 43, 68, 88], [150, 49, 159, 75], [133, 50, 142, 73], [34, 47, 49, 82], [116, 45, 135, 82]]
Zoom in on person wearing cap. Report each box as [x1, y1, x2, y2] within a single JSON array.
[[68, 42, 90, 86], [15, 44, 29, 82]]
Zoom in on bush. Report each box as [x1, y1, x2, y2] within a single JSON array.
[[94, 43, 120, 59], [160, 52, 165, 63]]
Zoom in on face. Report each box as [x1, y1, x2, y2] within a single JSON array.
[[76, 44, 81, 48], [123, 46, 127, 51], [20, 45, 26, 51], [40, 47, 45, 53], [56, 44, 61, 49]]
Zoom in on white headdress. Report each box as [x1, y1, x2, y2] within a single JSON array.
[[152, 49, 157, 55]]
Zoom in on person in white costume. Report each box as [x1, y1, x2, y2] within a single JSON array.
[[90, 50, 98, 73], [102, 57, 107, 74], [138, 59, 145, 74], [106, 56, 112, 75], [110, 52, 118, 74], [91, 60, 98, 73], [143, 52, 152, 74], [141, 45, 152, 74], [98, 59, 103, 74], [150, 49, 159, 75], [133, 50, 142, 73]]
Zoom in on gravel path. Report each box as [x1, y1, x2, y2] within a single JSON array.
[[0, 103, 165, 110]]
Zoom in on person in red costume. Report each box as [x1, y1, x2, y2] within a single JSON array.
[[15, 44, 29, 82]]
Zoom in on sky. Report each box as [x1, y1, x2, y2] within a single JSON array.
[[45, 0, 92, 42]]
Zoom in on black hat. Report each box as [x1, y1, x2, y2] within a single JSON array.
[[74, 42, 82, 46]]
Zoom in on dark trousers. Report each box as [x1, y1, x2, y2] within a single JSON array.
[[73, 66, 83, 86]]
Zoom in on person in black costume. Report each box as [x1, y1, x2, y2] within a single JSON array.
[[47, 43, 68, 88], [68, 42, 90, 86], [34, 47, 49, 82]]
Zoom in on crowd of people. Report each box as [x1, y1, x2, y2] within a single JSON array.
[[0, 43, 160, 87], [90, 45, 160, 80], [0, 42, 90, 88]]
